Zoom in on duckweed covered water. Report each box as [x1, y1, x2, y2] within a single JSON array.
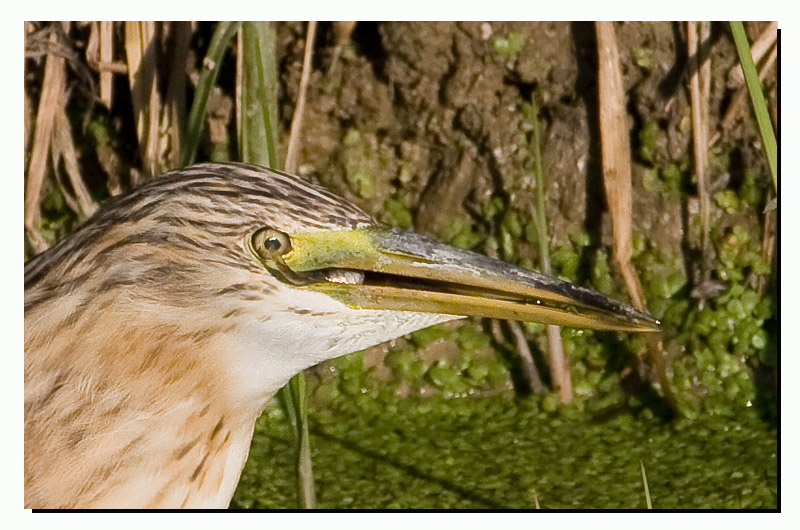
[[232, 396, 776, 509]]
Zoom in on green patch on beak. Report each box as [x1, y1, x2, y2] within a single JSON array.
[[283, 228, 380, 272], [280, 226, 660, 333]]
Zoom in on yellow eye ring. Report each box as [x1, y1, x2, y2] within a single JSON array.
[[251, 227, 292, 260]]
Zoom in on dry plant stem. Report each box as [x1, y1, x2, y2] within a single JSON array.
[[285, 21, 317, 173], [329, 21, 356, 74], [688, 21, 712, 281], [50, 151, 82, 216], [701, 21, 711, 269], [595, 21, 644, 309], [86, 25, 99, 80], [99, 22, 115, 107], [507, 321, 544, 394], [645, 333, 675, 406], [716, 43, 778, 139], [489, 319, 505, 345], [26, 229, 49, 255], [525, 107, 570, 399], [24, 90, 32, 155], [25, 22, 68, 231], [86, 21, 126, 115], [485, 247, 544, 394], [727, 21, 777, 88], [87, 22, 126, 77], [546, 325, 569, 399], [748, 21, 778, 66], [701, 23, 711, 126], [595, 22, 676, 409], [528, 94, 570, 402], [125, 21, 160, 176], [163, 22, 191, 170], [52, 103, 99, 218]]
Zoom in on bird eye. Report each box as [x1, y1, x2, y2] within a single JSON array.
[[248, 227, 315, 285], [251, 227, 292, 259]]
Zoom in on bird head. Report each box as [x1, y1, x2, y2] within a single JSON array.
[[25, 162, 658, 410]]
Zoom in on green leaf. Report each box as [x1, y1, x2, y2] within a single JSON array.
[[729, 22, 777, 192], [181, 22, 240, 167]]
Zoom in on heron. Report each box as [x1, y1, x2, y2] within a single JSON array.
[[24, 162, 658, 508]]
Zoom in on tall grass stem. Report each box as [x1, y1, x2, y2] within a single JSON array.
[[238, 21, 315, 508], [528, 95, 571, 402], [640, 460, 652, 509], [181, 22, 240, 167], [729, 22, 777, 192]]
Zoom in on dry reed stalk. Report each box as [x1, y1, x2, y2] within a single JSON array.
[[509, 321, 545, 394], [484, 247, 544, 394], [595, 22, 676, 408], [285, 21, 317, 173], [688, 21, 712, 281], [125, 21, 161, 176], [52, 101, 99, 218], [49, 153, 82, 216], [329, 21, 356, 74], [86, 25, 99, 74], [99, 22, 115, 107], [701, 22, 711, 103], [25, 22, 68, 231], [717, 41, 778, 138], [489, 319, 505, 344], [26, 229, 50, 255], [86, 22, 125, 107], [163, 22, 191, 169], [727, 21, 777, 88], [595, 22, 644, 309], [546, 324, 570, 401], [87, 22, 125, 108], [25, 89, 32, 155]]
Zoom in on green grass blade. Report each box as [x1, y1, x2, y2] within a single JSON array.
[[729, 22, 777, 192], [640, 460, 652, 509], [529, 95, 551, 272], [181, 21, 240, 167], [525, 94, 570, 401], [288, 370, 315, 507], [238, 21, 314, 509], [239, 22, 279, 168]]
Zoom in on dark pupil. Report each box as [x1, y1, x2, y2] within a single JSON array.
[[265, 237, 283, 252]]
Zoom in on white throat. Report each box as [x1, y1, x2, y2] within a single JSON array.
[[226, 286, 460, 411]]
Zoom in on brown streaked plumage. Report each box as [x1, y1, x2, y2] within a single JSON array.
[[25, 162, 659, 508]]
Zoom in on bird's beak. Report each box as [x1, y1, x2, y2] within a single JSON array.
[[282, 226, 659, 332]]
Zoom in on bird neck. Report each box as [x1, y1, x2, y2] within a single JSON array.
[[25, 301, 263, 508]]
